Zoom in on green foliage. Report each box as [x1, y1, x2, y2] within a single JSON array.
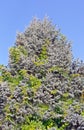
[[48, 66, 69, 78], [59, 99, 74, 118], [43, 119, 55, 129], [34, 58, 46, 66], [34, 39, 50, 66], [70, 73, 80, 79], [54, 105, 64, 114], [48, 66, 63, 72], [27, 74, 41, 92], [18, 69, 28, 79], [21, 120, 46, 130], [50, 89, 57, 95], [0, 65, 11, 82], [38, 103, 49, 118], [17, 45, 28, 56], [80, 90, 84, 103], [62, 93, 69, 99], [9, 47, 21, 63], [57, 122, 69, 130], [0, 18, 84, 130], [9, 45, 28, 64], [81, 110, 84, 117], [39, 45, 47, 60]]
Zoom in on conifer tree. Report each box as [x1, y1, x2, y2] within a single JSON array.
[[0, 18, 84, 130]]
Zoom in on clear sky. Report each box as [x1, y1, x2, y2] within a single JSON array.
[[0, 0, 84, 65]]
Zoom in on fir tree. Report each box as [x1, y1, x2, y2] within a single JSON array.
[[0, 18, 84, 130]]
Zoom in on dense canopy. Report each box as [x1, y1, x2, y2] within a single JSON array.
[[0, 18, 84, 130]]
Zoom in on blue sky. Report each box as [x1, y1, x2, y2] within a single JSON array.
[[0, 0, 84, 65]]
